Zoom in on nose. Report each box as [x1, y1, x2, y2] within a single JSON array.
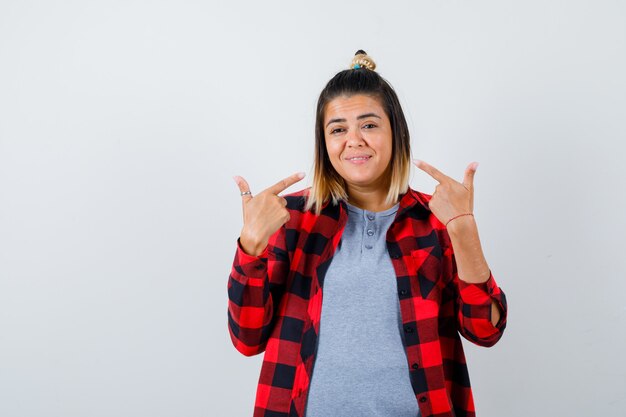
[[346, 128, 366, 147]]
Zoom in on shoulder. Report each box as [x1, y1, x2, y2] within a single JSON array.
[[404, 188, 452, 249], [405, 186, 433, 205], [399, 186, 434, 215], [280, 187, 343, 230], [280, 187, 311, 212], [399, 187, 448, 236]]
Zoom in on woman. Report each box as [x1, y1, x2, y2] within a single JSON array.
[[228, 50, 507, 417]]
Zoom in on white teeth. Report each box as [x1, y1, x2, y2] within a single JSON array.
[[348, 156, 369, 160]]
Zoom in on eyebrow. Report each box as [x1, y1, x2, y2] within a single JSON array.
[[325, 113, 382, 128]]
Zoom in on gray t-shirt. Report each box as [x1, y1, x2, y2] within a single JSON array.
[[304, 201, 420, 417]]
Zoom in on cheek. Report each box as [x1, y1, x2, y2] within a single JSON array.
[[325, 141, 341, 159], [383, 135, 393, 159], [385, 143, 394, 160]]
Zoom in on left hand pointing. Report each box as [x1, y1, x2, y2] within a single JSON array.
[[413, 159, 478, 226]]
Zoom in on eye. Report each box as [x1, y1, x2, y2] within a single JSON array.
[[330, 127, 345, 134], [363, 123, 377, 129]]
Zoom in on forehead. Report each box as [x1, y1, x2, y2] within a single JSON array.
[[324, 94, 386, 122]]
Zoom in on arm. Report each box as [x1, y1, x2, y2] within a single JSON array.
[[412, 159, 507, 347], [448, 215, 503, 326], [228, 172, 303, 356], [227, 225, 290, 356], [445, 216, 507, 347]]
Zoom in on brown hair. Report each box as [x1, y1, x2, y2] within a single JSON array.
[[304, 50, 412, 214]]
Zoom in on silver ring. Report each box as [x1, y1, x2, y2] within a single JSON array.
[[240, 191, 252, 196]]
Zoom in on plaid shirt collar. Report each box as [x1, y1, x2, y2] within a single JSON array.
[[320, 187, 430, 220]]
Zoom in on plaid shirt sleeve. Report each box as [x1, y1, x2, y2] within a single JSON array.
[[443, 238, 508, 347], [227, 225, 290, 357]]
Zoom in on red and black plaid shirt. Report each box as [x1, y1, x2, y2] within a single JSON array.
[[227, 187, 507, 417]]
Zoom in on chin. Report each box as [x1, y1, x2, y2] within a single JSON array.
[[343, 176, 380, 187]]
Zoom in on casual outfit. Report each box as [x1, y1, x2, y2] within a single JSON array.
[[305, 201, 419, 417], [227, 187, 507, 417]]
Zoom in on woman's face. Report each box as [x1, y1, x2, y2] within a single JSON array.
[[324, 94, 393, 192]]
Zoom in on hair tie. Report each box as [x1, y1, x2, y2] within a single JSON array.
[[350, 50, 376, 71]]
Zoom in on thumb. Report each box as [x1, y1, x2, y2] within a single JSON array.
[[462, 162, 478, 190], [233, 175, 253, 204]]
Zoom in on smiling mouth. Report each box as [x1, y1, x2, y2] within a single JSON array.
[[344, 156, 372, 165], [345, 156, 372, 161]]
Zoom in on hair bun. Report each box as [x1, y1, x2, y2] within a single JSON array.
[[350, 50, 376, 71]]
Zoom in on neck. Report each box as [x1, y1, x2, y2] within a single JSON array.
[[346, 184, 396, 212]]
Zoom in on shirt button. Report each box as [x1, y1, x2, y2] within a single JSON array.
[[365, 244, 373, 250], [366, 229, 374, 236], [255, 264, 265, 270], [399, 289, 407, 296], [404, 326, 413, 333], [419, 396, 427, 403], [367, 214, 375, 220], [412, 363, 419, 370]]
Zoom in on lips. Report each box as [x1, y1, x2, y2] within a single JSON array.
[[344, 154, 372, 161], [344, 154, 372, 165]]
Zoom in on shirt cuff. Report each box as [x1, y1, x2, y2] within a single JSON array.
[[457, 271, 500, 305], [235, 237, 269, 278]]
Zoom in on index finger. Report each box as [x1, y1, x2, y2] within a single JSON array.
[[413, 159, 451, 183], [266, 171, 306, 195]]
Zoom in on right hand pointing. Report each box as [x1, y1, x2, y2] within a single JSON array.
[[234, 172, 305, 256]]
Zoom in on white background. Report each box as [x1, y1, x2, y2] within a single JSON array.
[[1, 1, 625, 416]]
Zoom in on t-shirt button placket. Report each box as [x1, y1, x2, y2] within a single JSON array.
[[364, 212, 376, 250]]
